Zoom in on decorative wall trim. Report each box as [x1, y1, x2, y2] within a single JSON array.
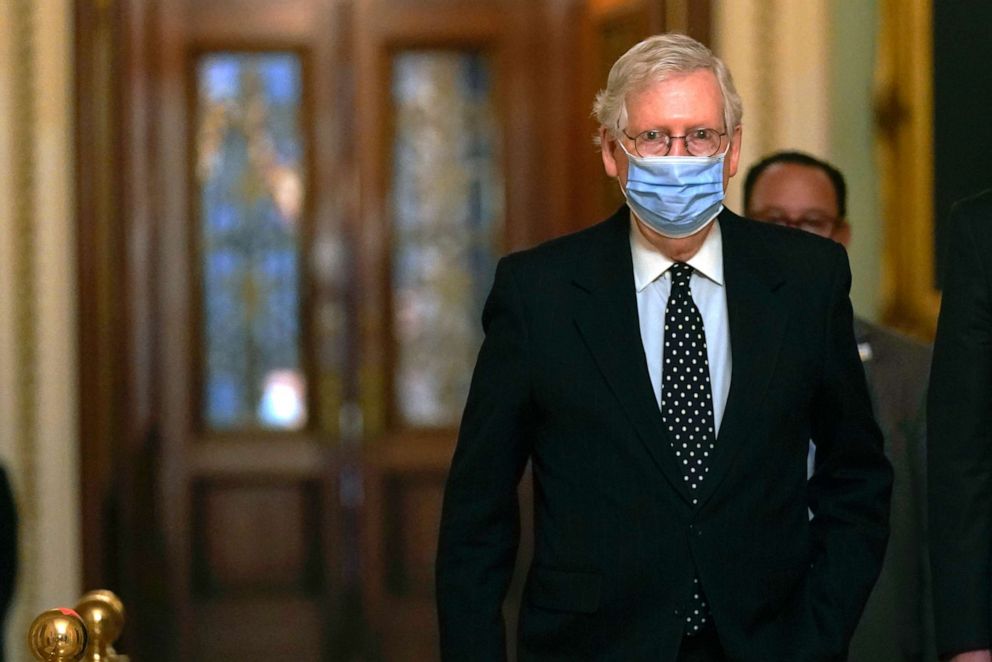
[[714, 0, 793, 210], [10, 0, 41, 645], [753, 0, 777, 163], [875, 0, 938, 339]]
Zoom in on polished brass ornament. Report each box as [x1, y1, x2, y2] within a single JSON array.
[[27, 590, 129, 661], [27, 608, 87, 662]]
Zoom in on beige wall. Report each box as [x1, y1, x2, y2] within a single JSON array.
[[829, 0, 882, 322], [0, 0, 81, 659], [713, 0, 882, 320]]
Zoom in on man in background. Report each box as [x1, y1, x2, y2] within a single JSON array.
[[744, 150, 933, 661], [928, 188, 992, 662]]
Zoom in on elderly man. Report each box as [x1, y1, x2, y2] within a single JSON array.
[[436, 34, 891, 661], [928, 188, 992, 662], [745, 150, 934, 662]]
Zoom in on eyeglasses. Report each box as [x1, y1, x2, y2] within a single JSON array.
[[752, 213, 839, 237], [621, 127, 727, 157]]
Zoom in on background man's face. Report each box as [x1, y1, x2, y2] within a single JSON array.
[[600, 68, 742, 192], [746, 162, 847, 242]]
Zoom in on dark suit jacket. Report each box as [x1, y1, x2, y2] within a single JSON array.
[[436, 207, 892, 661], [928, 188, 992, 658], [0, 466, 16, 662], [848, 319, 933, 662]]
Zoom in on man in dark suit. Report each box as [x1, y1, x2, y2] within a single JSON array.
[[744, 151, 934, 661], [0, 465, 16, 662], [928, 188, 992, 662], [436, 33, 892, 661]]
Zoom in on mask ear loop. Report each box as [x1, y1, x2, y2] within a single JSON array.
[[617, 176, 630, 201], [610, 129, 633, 200], [616, 147, 633, 201]]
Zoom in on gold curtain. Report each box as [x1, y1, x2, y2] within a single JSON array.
[[874, 0, 939, 340]]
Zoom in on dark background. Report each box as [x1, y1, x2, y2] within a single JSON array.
[[933, 1, 992, 285]]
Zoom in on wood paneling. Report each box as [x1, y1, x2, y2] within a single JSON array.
[[195, 596, 326, 659], [362, 453, 447, 661], [75, 3, 167, 656], [194, 480, 323, 593]]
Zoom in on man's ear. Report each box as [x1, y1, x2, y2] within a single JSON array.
[[726, 125, 743, 177], [831, 220, 851, 248], [600, 127, 619, 178]]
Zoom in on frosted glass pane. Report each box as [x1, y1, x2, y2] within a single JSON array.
[[197, 52, 307, 431], [391, 51, 503, 427]]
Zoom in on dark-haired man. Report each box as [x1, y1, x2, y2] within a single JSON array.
[[745, 151, 933, 662]]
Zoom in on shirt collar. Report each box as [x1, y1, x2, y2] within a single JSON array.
[[630, 218, 725, 292]]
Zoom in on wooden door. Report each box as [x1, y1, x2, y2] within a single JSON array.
[[150, 1, 555, 659], [154, 1, 348, 659], [76, 1, 710, 660], [351, 2, 543, 659]]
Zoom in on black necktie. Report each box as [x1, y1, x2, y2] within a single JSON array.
[[661, 262, 715, 635]]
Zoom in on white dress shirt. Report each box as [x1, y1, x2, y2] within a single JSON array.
[[630, 220, 732, 433]]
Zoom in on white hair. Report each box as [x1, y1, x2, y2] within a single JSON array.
[[592, 33, 743, 144]]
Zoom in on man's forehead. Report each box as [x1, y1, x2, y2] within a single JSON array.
[[751, 164, 839, 211], [625, 70, 723, 123], [629, 69, 721, 97], [757, 163, 834, 195]]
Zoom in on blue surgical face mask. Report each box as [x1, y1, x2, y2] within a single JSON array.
[[619, 142, 727, 238]]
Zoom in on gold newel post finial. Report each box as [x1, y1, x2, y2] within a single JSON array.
[[75, 590, 126, 662], [27, 590, 129, 662], [27, 608, 88, 661]]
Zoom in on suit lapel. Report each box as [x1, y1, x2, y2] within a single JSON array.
[[571, 209, 792, 507], [694, 212, 790, 508], [572, 208, 695, 503]]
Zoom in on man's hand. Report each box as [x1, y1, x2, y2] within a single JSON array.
[[950, 651, 992, 662]]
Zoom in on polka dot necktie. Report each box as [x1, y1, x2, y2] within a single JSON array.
[[661, 262, 715, 635]]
